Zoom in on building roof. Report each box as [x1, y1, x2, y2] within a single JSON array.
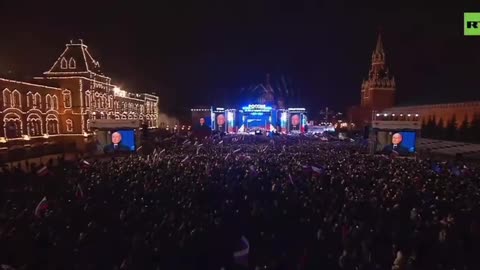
[[44, 39, 103, 76], [387, 101, 480, 111], [0, 77, 63, 91]]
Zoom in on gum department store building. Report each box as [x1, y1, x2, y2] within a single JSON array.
[[0, 40, 159, 158]]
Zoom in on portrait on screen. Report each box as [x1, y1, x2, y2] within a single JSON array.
[[103, 130, 135, 154], [216, 114, 226, 132], [194, 117, 212, 138], [381, 132, 414, 156], [290, 114, 301, 131]]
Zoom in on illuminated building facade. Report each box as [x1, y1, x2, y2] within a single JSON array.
[[0, 40, 159, 154]]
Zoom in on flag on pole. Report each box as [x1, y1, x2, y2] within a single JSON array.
[[288, 173, 294, 185], [196, 145, 203, 155], [302, 165, 312, 173], [34, 196, 48, 218], [311, 166, 324, 175], [181, 155, 190, 163], [233, 235, 250, 267], [75, 183, 84, 199], [233, 148, 241, 154], [80, 159, 91, 168], [36, 165, 49, 176]]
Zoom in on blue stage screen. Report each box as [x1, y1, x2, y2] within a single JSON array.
[[399, 131, 416, 153]]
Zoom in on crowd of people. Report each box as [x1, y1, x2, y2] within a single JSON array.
[[1, 134, 480, 270]]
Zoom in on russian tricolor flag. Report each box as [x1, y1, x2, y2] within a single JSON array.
[[34, 196, 48, 218], [233, 235, 249, 267], [36, 165, 49, 176]]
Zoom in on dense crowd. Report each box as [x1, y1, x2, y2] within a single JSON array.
[[1, 135, 480, 270]]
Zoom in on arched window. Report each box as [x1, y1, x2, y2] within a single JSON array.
[[68, 57, 76, 69], [34, 93, 42, 109], [91, 92, 97, 108], [66, 119, 73, 132], [63, 90, 72, 108], [3, 88, 11, 107], [12, 90, 21, 108], [46, 94, 52, 110], [127, 113, 133, 120], [121, 113, 127, 120], [115, 113, 120, 120], [145, 115, 151, 127], [145, 102, 150, 114], [52, 95, 58, 110], [140, 104, 145, 114], [108, 95, 113, 108], [46, 114, 59, 134], [60, 57, 68, 69], [27, 114, 42, 136], [104, 94, 107, 108], [3, 113, 22, 138], [85, 91, 91, 107], [97, 96, 102, 108], [100, 112, 106, 119], [152, 116, 157, 127], [26, 92, 33, 108]]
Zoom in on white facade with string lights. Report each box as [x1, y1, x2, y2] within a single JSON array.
[[0, 39, 159, 151]]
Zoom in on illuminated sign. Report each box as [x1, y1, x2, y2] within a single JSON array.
[[288, 108, 306, 111], [242, 104, 272, 112]]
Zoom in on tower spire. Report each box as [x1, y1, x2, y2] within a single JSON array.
[[375, 32, 384, 54], [360, 30, 396, 111]]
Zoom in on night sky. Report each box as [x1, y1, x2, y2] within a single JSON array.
[[1, 1, 480, 120]]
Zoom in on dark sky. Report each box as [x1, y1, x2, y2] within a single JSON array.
[[1, 1, 480, 119]]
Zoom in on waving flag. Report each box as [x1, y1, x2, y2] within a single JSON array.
[[80, 159, 91, 167], [36, 165, 49, 176], [34, 197, 48, 218], [181, 155, 190, 163], [311, 166, 324, 175], [196, 144, 203, 155], [75, 183, 84, 199], [233, 236, 250, 267], [288, 173, 294, 185], [233, 148, 241, 154]]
